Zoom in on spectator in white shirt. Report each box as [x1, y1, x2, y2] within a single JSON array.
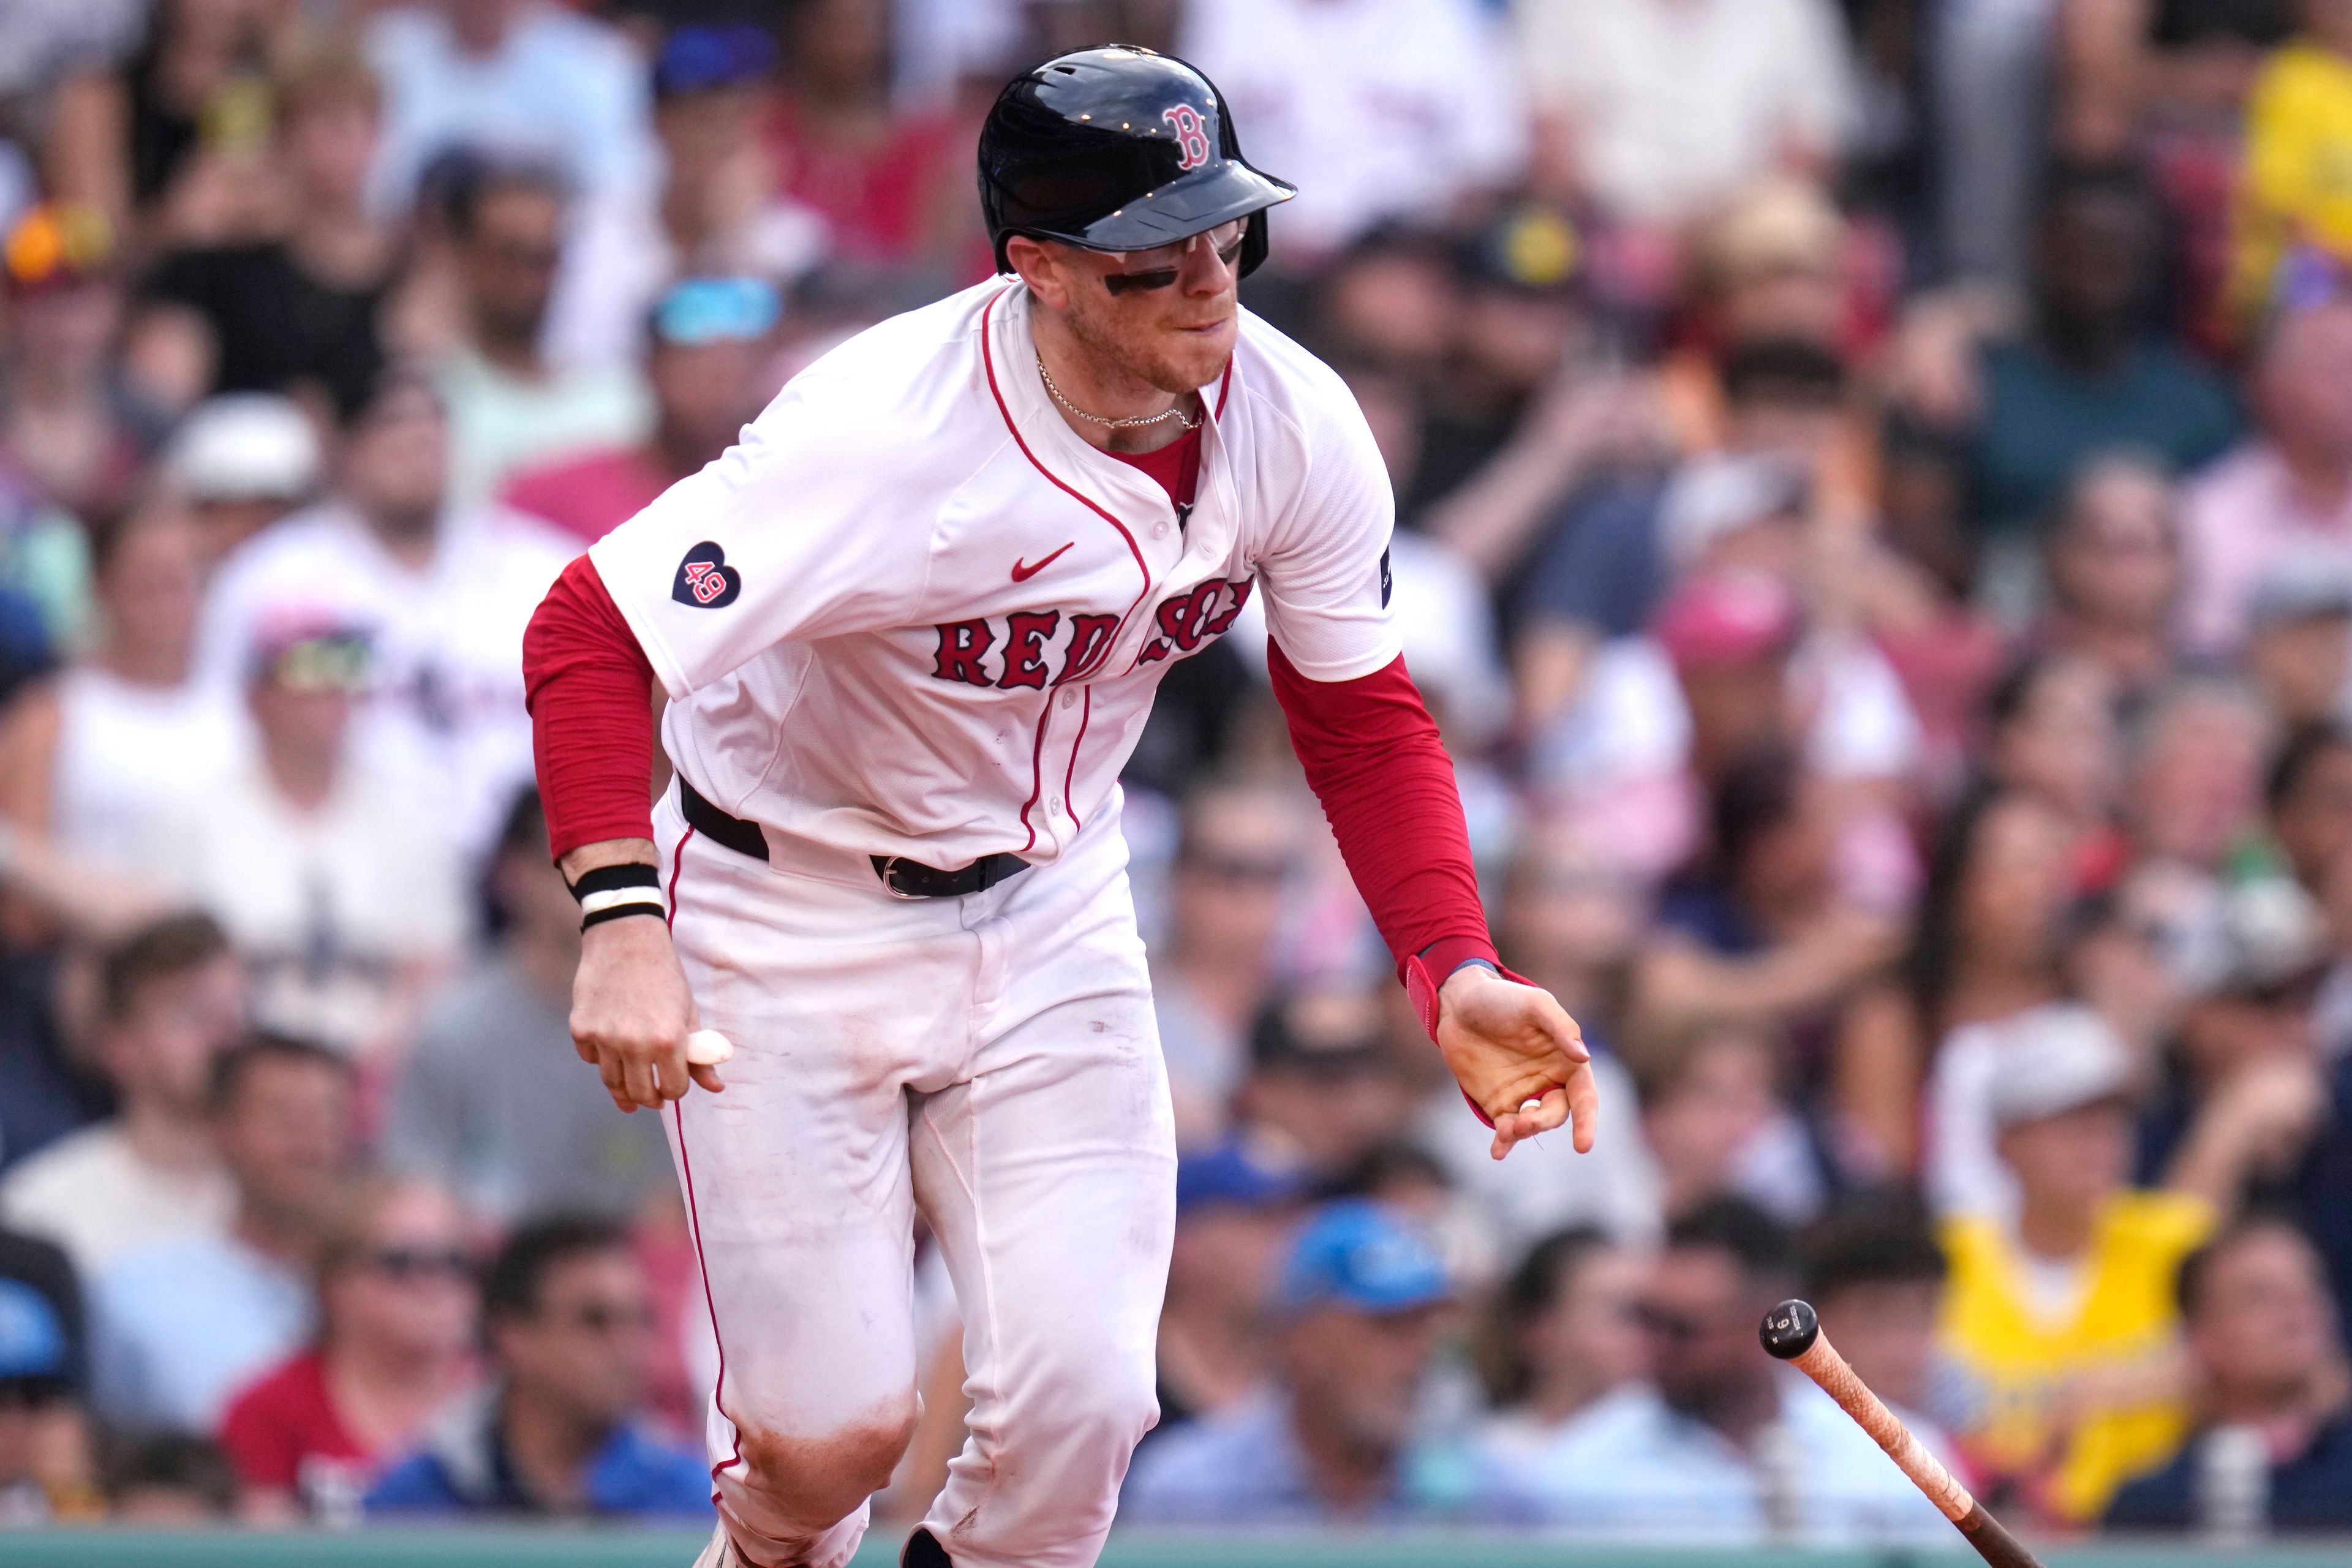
[[1518, 0, 1858, 229], [0, 915, 245, 1273], [146, 617, 466, 1062], [0, 494, 243, 884], [1182, 0, 1528, 267], [363, 1, 658, 215], [195, 364, 575, 863]]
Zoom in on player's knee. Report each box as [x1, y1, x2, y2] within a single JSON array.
[[739, 1405, 918, 1526], [1022, 1348, 1159, 1461]]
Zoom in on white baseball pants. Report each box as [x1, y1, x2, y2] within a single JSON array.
[[655, 786, 1176, 1568]]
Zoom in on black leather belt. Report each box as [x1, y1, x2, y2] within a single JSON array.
[[676, 776, 1029, 900], [677, 775, 771, 862]]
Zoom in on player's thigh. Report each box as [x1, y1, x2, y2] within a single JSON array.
[[908, 984, 1177, 1403], [668, 1058, 922, 1439], [663, 877, 954, 1438]]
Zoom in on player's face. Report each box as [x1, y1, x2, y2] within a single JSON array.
[[1028, 222, 1245, 396]]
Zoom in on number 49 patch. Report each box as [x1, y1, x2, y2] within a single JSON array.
[[672, 541, 742, 608]]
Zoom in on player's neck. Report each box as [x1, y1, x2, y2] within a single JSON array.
[[1030, 306, 1196, 456]]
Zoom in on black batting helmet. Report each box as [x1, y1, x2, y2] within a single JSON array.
[[978, 46, 1295, 278]]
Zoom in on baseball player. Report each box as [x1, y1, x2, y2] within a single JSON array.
[[523, 46, 1598, 1568]]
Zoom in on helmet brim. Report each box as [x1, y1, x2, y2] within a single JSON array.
[[1038, 159, 1295, 255]]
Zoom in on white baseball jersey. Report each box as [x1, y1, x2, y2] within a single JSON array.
[[590, 275, 1400, 866]]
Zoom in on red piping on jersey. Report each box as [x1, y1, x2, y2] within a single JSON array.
[[979, 289, 1152, 638], [1062, 687, 1093, 831], [983, 286, 1169, 859], [664, 829, 744, 1498], [1016, 696, 1054, 853]]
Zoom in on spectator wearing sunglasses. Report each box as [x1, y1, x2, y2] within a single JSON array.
[[502, 277, 782, 546], [365, 1213, 707, 1520], [142, 616, 466, 1061], [1513, 1197, 1950, 1543], [0, 1227, 99, 1523], [219, 1181, 479, 1525], [430, 154, 651, 508]]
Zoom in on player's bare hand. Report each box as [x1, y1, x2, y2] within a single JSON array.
[[571, 914, 721, 1112], [1434, 965, 1598, 1161]]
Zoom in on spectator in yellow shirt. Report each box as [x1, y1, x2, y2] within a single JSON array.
[[2232, 2, 2352, 326], [1937, 1007, 2212, 1526]]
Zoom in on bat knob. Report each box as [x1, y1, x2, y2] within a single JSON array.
[[1759, 1298, 1819, 1360]]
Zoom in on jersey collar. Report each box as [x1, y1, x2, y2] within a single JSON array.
[[986, 281, 1235, 523]]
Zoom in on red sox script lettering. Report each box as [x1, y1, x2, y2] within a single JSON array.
[[1134, 576, 1252, 665], [930, 581, 1250, 690]]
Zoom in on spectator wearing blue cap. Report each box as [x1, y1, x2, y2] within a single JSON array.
[[1150, 1138, 1308, 1444], [646, 26, 825, 281], [1123, 1199, 1537, 1525], [503, 277, 782, 547], [0, 1227, 97, 1521], [547, 22, 827, 386]]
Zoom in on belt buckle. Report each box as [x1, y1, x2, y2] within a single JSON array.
[[877, 856, 924, 900]]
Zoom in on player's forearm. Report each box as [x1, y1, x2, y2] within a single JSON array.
[[1266, 643, 1497, 979], [526, 555, 663, 863]]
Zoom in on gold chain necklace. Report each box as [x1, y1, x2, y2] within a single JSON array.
[[1036, 352, 1200, 432]]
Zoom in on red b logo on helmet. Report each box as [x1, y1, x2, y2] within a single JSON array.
[[1163, 105, 1212, 171]]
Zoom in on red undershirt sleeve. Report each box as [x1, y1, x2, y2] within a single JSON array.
[[523, 554, 660, 861], [1265, 641, 1499, 986]]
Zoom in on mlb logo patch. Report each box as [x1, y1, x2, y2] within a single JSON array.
[[673, 541, 742, 608]]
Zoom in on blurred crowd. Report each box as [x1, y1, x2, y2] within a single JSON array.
[[2, 0, 2352, 1550]]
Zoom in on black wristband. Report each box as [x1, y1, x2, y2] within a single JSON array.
[[567, 862, 661, 905]]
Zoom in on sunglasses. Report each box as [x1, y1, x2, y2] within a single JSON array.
[[556, 1302, 658, 1335], [0, 1377, 70, 1411], [1636, 1304, 1727, 1343], [263, 636, 372, 693], [362, 1245, 474, 1282], [655, 276, 781, 347], [1101, 221, 1246, 296]]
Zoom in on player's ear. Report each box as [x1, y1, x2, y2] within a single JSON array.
[[1006, 235, 1071, 312]]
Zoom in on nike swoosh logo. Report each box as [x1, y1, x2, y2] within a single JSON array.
[[1011, 542, 1075, 582]]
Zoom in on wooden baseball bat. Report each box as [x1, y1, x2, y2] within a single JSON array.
[[1760, 1299, 2044, 1568]]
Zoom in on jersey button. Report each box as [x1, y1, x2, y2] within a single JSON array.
[[1153, 522, 1169, 538], [1059, 691, 1074, 709], [1049, 797, 1064, 815]]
